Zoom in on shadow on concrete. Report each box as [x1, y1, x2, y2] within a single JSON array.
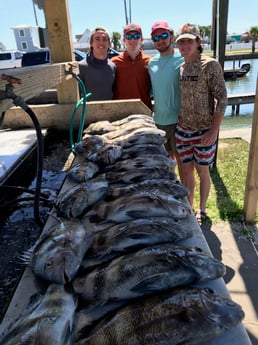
[[203, 165, 258, 345]]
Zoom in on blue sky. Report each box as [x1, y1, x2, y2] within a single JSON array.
[[1, 0, 258, 50]]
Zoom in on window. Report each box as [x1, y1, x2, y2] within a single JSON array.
[[0, 53, 11, 61], [21, 42, 28, 50], [15, 52, 23, 60], [19, 29, 25, 37]]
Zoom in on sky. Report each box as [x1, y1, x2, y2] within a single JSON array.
[[1, 0, 258, 50]]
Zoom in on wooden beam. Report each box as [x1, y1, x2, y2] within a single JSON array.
[[2, 100, 152, 131], [0, 63, 78, 113], [244, 76, 258, 222], [44, 0, 78, 103]]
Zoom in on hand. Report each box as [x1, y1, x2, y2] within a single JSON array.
[[201, 129, 218, 146]]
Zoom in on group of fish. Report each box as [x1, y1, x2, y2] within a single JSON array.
[[0, 114, 244, 345]]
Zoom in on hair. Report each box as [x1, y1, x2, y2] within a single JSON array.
[[89, 26, 111, 48], [196, 37, 203, 53]]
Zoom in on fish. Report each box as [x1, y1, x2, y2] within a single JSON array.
[[108, 127, 166, 148], [0, 284, 77, 345], [86, 144, 123, 167], [54, 179, 108, 219], [29, 218, 93, 284], [75, 135, 108, 159], [83, 120, 116, 134], [90, 217, 194, 257], [111, 113, 154, 127], [120, 143, 168, 159], [106, 178, 189, 200], [67, 161, 99, 183], [79, 217, 194, 272], [72, 243, 225, 306], [73, 286, 244, 345], [86, 190, 191, 223], [104, 153, 176, 172], [102, 166, 177, 184], [102, 120, 156, 141]]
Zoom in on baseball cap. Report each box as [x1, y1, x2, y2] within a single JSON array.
[[176, 24, 201, 42], [151, 21, 171, 35], [124, 23, 142, 35]]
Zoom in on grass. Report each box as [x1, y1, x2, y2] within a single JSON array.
[[221, 115, 253, 129], [193, 138, 258, 225]]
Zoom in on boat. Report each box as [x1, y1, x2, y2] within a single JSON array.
[[224, 63, 250, 80]]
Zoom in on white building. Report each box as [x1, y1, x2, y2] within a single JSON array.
[[11, 24, 48, 52], [74, 28, 91, 50]]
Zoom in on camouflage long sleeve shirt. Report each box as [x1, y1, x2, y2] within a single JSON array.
[[178, 54, 228, 130]]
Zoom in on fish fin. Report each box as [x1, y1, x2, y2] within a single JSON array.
[[131, 273, 168, 293], [17, 246, 34, 265]]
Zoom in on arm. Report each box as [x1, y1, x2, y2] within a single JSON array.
[[202, 61, 227, 145]]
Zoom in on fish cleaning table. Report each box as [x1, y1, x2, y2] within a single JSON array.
[[0, 125, 253, 344], [0, 197, 252, 344]]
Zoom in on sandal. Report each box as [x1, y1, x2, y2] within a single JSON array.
[[196, 210, 207, 225]]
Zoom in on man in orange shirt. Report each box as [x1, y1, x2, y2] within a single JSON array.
[[111, 23, 152, 110]]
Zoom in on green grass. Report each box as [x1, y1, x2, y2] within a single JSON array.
[[221, 115, 253, 129], [193, 138, 258, 224]]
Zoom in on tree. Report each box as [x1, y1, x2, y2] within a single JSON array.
[[199, 25, 212, 43], [111, 32, 122, 51], [249, 26, 258, 53]]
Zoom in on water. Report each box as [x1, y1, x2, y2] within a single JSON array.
[[224, 58, 258, 116]]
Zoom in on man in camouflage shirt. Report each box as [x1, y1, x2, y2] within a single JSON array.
[[175, 24, 228, 224]]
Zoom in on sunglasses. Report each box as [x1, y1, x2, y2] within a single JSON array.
[[125, 33, 141, 40], [152, 32, 169, 42]]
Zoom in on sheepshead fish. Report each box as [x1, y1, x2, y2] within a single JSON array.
[[29, 218, 93, 284], [67, 161, 99, 183], [83, 120, 116, 134], [73, 286, 244, 345], [86, 190, 191, 223], [111, 113, 154, 126], [75, 135, 107, 155], [120, 143, 167, 159], [55, 179, 108, 218], [106, 178, 189, 200], [103, 120, 156, 141], [103, 167, 177, 184], [87, 144, 123, 167], [104, 154, 176, 172], [72, 244, 225, 306], [0, 284, 77, 345], [79, 217, 194, 272], [109, 127, 166, 148], [90, 217, 194, 257]]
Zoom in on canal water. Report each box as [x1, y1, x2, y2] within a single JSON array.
[[224, 58, 257, 117]]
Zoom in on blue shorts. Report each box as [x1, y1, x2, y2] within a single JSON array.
[[175, 124, 217, 166]]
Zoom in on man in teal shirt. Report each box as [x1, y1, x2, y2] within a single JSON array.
[[148, 20, 183, 179]]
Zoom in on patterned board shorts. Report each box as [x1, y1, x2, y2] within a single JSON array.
[[175, 124, 217, 166]]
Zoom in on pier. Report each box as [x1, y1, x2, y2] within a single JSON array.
[[227, 92, 255, 115]]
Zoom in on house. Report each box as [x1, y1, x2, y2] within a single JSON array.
[[73, 28, 90, 50], [11, 24, 49, 52]]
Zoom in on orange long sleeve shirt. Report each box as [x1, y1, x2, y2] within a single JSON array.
[[112, 50, 152, 110]]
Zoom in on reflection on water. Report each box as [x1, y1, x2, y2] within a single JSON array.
[[225, 58, 257, 116]]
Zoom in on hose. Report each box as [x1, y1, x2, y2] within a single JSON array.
[[12, 96, 45, 228], [69, 75, 91, 152]]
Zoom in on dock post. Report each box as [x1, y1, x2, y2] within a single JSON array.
[[236, 104, 240, 115]]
